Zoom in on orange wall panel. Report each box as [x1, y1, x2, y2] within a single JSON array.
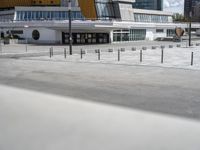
[[78, 0, 97, 19], [0, 0, 60, 8], [0, 0, 32, 8], [32, 0, 60, 6]]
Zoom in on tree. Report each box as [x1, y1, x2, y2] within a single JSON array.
[[172, 13, 188, 22]]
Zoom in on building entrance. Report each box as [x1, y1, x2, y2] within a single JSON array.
[[62, 32, 109, 44]]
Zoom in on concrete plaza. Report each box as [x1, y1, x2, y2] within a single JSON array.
[[1, 41, 200, 149]]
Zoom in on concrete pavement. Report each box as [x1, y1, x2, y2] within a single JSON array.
[[0, 58, 200, 120], [1, 85, 200, 150]]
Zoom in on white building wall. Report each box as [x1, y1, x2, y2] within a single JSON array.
[[119, 3, 134, 21], [23, 28, 61, 44], [146, 28, 167, 40], [146, 29, 154, 41], [154, 29, 167, 39]]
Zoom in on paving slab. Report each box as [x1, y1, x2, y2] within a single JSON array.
[[0, 85, 200, 150]]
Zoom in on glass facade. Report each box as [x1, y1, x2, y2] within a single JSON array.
[[95, 0, 119, 19], [134, 13, 170, 23], [167, 29, 175, 37], [113, 29, 146, 42], [62, 32, 109, 44], [15, 11, 84, 21], [133, 0, 163, 11], [184, 0, 200, 18], [0, 14, 14, 22]]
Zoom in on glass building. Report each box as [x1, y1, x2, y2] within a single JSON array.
[[95, 0, 120, 19], [134, 13, 170, 23], [133, 0, 163, 11], [184, 0, 200, 18], [15, 10, 84, 21], [0, 0, 177, 45]]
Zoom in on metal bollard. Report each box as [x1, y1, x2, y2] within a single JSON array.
[[64, 48, 67, 59], [118, 49, 120, 61], [25, 39, 28, 52], [161, 49, 164, 64], [49, 48, 52, 58], [0, 40, 2, 53], [80, 49, 83, 59], [191, 52, 194, 66], [98, 49, 100, 60], [161, 45, 165, 49], [140, 50, 143, 62], [160, 46, 165, 64], [80, 49, 86, 59], [51, 47, 54, 56]]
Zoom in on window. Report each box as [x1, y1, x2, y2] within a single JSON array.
[[15, 11, 84, 21], [167, 29, 175, 37], [113, 29, 146, 42], [32, 30, 40, 40], [134, 13, 170, 23], [11, 30, 23, 34], [156, 29, 164, 33], [95, 0, 117, 19]]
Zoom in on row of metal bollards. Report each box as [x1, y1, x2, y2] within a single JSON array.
[[91, 48, 164, 63], [93, 48, 195, 66], [49, 47, 196, 66], [1, 40, 28, 53]]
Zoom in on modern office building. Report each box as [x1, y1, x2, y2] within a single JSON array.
[[133, 0, 163, 11], [0, 0, 199, 44], [193, 2, 200, 21], [184, 0, 200, 19]]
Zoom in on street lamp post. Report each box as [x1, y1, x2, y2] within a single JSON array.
[[24, 25, 29, 52], [189, 10, 192, 46], [0, 34, 2, 53], [0, 28, 2, 53], [68, 0, 73, 55]]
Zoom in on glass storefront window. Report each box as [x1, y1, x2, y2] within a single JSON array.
[[167, 29, 175, 37], [15, 11, 84, 21], [113, 29, 146, 42], [95, 0, 117, 20], [134, 13, 170, 23]]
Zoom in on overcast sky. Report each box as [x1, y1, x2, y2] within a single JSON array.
[[163, 0, 184, 14]]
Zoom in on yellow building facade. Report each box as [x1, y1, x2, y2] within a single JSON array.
[[78, 0, 97, 19], [0, 0, 60, 8], [32, 0, 60, 6], [0, 0, 97, 19]]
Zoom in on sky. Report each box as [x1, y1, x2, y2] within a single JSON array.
[[163, 0, 184, 14]]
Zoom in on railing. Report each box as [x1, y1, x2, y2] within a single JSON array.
[[0, 18, 200, 26]]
